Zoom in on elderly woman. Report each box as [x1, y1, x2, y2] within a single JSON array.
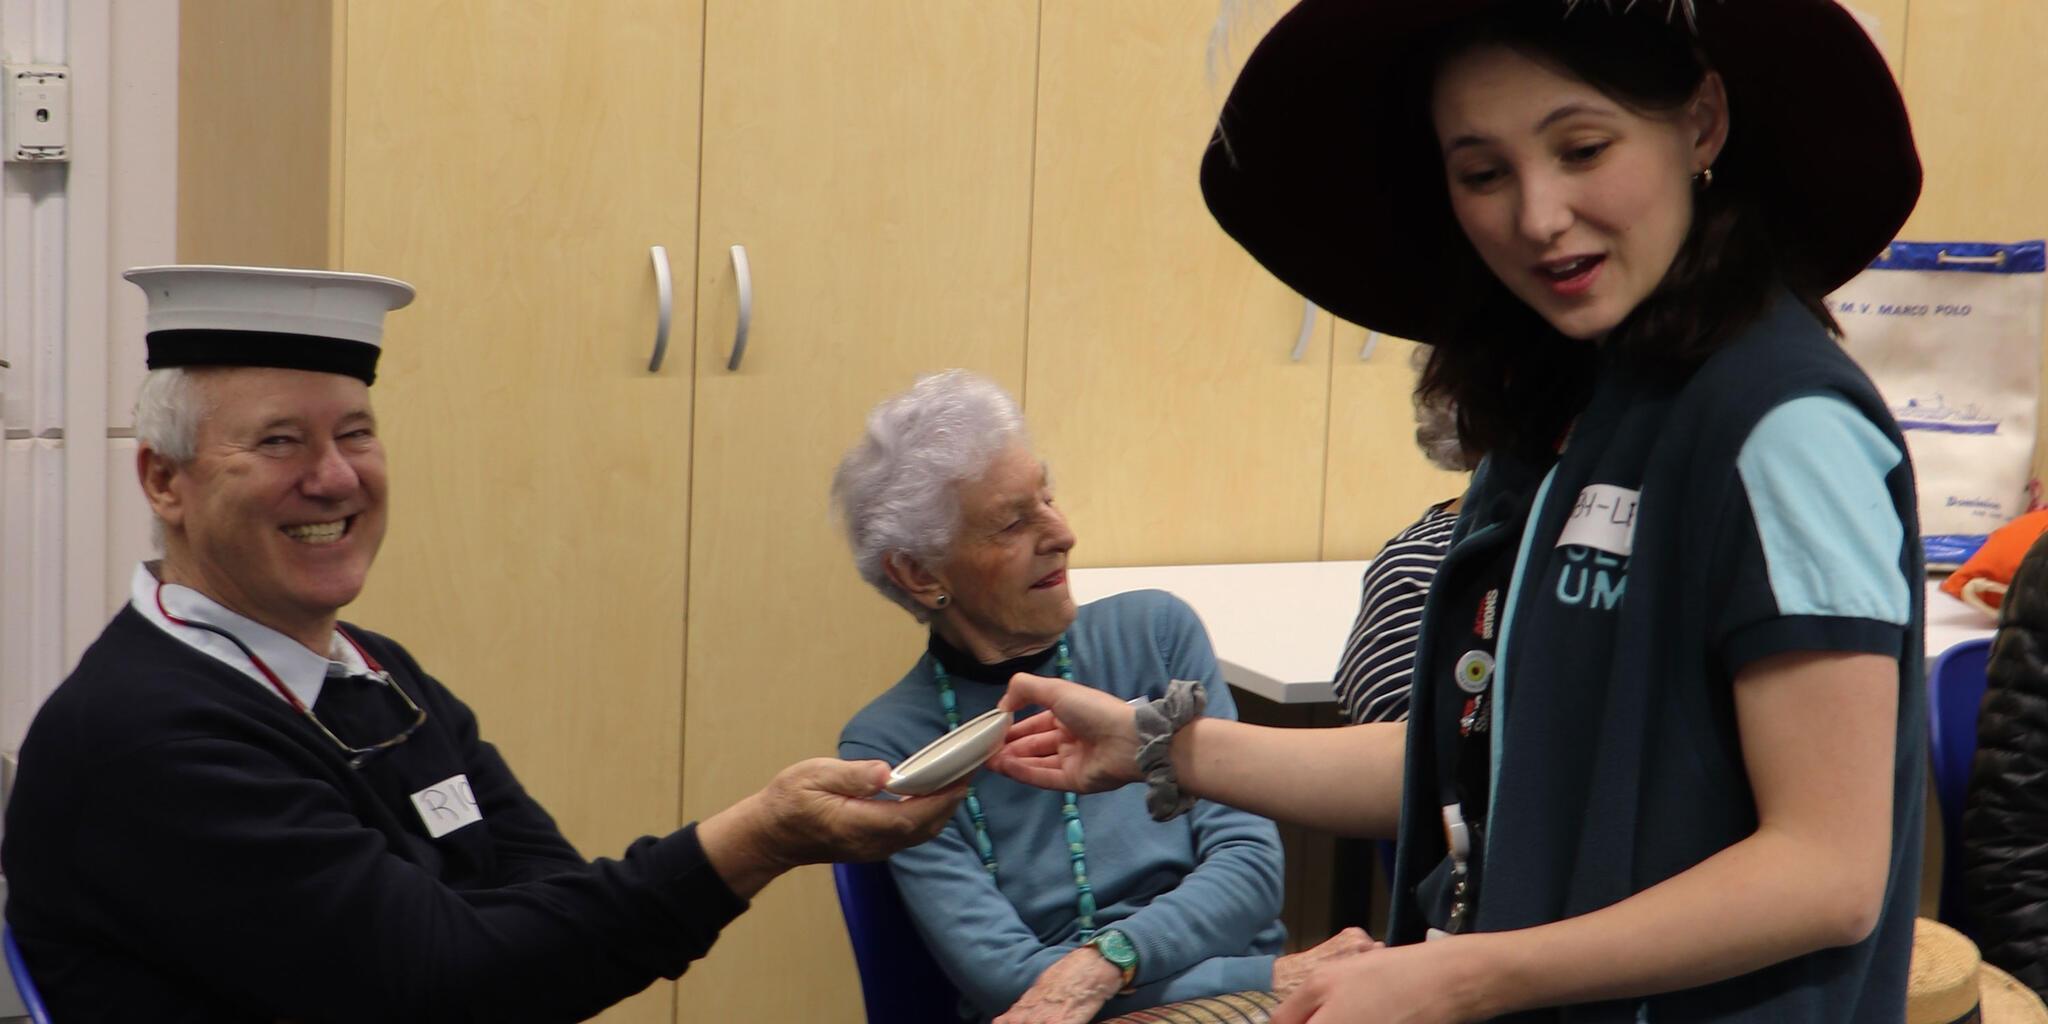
[[835, 370, 1368, 1024]]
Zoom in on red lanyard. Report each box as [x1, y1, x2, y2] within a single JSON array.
[[152, 581, 384, 716]]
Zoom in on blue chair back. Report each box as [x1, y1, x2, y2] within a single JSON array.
[[831, 861, 962, 1024], [1927, 636, 1994, 932], [3, 925, 52, 1024]]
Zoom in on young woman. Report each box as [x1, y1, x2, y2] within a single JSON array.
[[993, 2, 1925, 1021]]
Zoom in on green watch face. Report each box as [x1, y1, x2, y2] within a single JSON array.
[[1088, 928, 1137, 967]]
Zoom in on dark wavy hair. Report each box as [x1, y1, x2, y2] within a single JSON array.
[[1414, 6, 1841, 461]]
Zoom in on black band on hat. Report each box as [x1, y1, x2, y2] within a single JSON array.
[[145, 329, 380, 385]]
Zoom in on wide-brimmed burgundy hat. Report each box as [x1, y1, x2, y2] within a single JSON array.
[[1200, 0, 1922, 344]]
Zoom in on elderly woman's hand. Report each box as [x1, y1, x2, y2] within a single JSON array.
[[994, 946, 1124, 1024], [991, 673, 1143, 794]]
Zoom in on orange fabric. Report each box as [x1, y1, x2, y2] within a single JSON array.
[[1941, 509, 2048, 609]]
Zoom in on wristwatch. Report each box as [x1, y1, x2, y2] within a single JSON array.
[[1085, 928, 1139, 994]]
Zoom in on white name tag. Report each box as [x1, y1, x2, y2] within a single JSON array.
[[410, 774, 483, 838], [1556, 483, 1640, 558]]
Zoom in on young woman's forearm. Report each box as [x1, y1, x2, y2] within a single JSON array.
[[1174, 720, 1405, 838]]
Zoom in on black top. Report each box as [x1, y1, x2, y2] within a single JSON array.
[[925, 631, 1060, 687], [1965, 531, 2048, 998], [1, 607, 746, 1023]]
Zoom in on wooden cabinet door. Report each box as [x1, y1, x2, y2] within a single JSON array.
[[1322, 327, 1469, 561], [1896, 0, 2048, 480], [1850, 0, 1909, 75], [336, 4, 702, 1021], [683, 2, 1039, 1018], [1897, 0, 2048, 240], [1024, 0, 1330, 568]]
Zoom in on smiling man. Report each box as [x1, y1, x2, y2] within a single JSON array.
[[0, 265, 963, 1023]]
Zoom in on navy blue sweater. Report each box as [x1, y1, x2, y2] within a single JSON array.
[[2, 607, 745, 1023]]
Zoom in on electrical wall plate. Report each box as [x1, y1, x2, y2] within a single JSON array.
[[3, 64, 68, 163]]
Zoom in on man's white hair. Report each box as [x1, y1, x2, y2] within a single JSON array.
[[135, 367, 207, 462], [832, 370, 1027, 623], [133, 368, 210, 549]]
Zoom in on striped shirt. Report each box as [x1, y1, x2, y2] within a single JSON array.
[[1333, 500, 1460, 724]]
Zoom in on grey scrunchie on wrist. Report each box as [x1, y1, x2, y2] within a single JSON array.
[[1133, 679, 1206, 822]]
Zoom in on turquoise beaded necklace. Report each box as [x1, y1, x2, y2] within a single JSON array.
[[929, 636, 1097, 940]]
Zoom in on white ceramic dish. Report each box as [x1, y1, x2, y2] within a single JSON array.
[[886, 707, 1012, 796]]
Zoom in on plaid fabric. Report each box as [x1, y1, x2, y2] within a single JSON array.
[[1099, 990, 1279, 1023]]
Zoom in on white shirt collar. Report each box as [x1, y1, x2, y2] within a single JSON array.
[[128, 561, 368, 708]]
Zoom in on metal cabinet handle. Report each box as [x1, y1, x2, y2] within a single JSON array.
[[1937, 248, 2007, 266], [647, 245, 673, 372], [726, 244, 753, 371], [1290, 300, 1316, 362]]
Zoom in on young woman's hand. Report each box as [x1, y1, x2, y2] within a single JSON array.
[[1269, 939, 1489, 1024], [1272, 927, 1380, 998], [989, 673, 1144, 794]]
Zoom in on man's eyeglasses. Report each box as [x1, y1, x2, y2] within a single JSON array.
[[155, 585, 427, 769]]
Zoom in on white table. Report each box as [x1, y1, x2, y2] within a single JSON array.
[[1070, 563, 1997, 705], [1068, 561, 1368, 705], [1925, 577, 2000, 662]]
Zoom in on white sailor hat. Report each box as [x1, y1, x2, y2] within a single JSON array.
[[122, 265, 416, 385]]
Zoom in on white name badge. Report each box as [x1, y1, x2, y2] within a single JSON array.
[[410, 774, 483, 838], [1556, 483, 1640, 558]]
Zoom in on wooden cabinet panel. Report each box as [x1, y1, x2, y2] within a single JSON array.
[[1321, 328, 1468, 561], [177, 0, 337, 267], [1899, 1, 2048, 240], [683, 2, 1039, 1018], [1025, 0, 1329, 568], [1897, 0, 2048, 481], [335, 4, 703, 1021], [1848, 0, 1909, 75]]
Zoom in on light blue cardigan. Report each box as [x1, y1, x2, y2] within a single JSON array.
[[840, 590, 1288, 1020]]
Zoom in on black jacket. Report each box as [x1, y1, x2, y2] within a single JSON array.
[[1964, 531, 2048, 997]]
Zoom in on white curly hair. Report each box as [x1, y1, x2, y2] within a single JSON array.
[[832, 370, 1028, 622]]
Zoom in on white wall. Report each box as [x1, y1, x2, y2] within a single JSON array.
[[103, 0, 175, 610], [0, 0, 73, 755]]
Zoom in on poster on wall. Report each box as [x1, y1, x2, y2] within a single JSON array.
[[1831, 240, 2048, 569]]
